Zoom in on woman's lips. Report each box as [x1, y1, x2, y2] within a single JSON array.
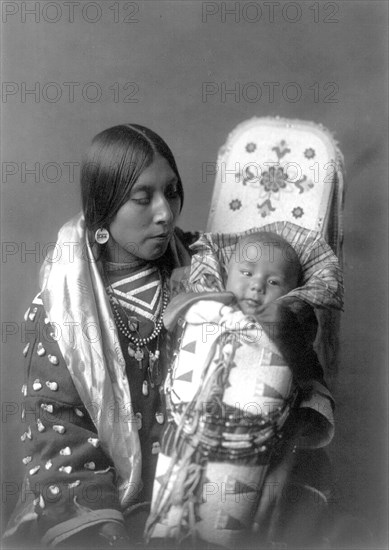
[[148, 232, 172, 245], [150, 233, 170, 240]]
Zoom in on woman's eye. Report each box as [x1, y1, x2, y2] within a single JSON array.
[[132, 195, 150, 205], [165, 187, 179, 199]]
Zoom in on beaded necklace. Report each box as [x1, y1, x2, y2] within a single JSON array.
[[103, 265, 168, 386]]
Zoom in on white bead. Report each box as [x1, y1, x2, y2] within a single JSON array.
[[37, 419, 45, 432], [53, 425, 65, 434], [32, 380, 42, 391], [59, 447, 71, 456], [41, 403, 54, 413], [49, 485, 60, 495], [87, 437, 100, 448], [45, 460, 52, 470], [28, 307, 37, 321], [46, 381, 58, 391], [142, 380, 149, 396], [37, 343, 45, 356], [29, 465, 40, 476], [155, 412, 164, 425], [22, 456, 32, 465], [68, 480, 81, 489], [152, 442, 160, 454], [22, 344, 30, 357], [84, 461, 95, 470], [21, 384, 27, 396], [48, 355, 59, 365], [75, 408, 84, 417], [59, 466, 72, 474], [39, 495, 45, 509]]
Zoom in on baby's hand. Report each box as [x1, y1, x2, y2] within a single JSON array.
[[219, 305, 253, 331]]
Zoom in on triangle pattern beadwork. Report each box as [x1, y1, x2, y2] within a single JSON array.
[[181, 340, 197, 354], [107, 266, 162, 322]]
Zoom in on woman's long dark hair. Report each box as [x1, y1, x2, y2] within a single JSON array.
[[81, 124, 184, 234]]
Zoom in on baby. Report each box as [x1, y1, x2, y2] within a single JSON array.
[[226, 230, 302, 313], [146, 231, 334, 548]]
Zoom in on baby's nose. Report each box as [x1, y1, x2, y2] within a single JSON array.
[[250, 279, 265, 293]]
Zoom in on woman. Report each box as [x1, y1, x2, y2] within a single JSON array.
[[4, 124, 196, 547]]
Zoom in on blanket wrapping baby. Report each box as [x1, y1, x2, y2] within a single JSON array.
[[146, 293, 334, 548]]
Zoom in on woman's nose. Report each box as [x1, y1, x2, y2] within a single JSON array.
[[154, 194, 174, 225]]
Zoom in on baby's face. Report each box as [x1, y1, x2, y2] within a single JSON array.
[[226, 243, 299, 315]]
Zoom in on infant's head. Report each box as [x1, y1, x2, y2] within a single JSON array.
[[226, 231, 302, 315]]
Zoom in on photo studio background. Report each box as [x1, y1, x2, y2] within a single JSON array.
[[1, 1, 388, 545]]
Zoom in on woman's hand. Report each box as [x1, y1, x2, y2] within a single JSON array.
[[57, 522, 130, 548], [98, 522, 131, 548], [283, 408, 332, 449]]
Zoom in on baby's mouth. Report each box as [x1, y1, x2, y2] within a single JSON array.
[[242, 298, 263, 310]]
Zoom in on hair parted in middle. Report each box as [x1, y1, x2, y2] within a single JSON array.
[[80, 124, 184, 233]]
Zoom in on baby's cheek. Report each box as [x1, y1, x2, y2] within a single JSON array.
[[271, 288, 285, 300]]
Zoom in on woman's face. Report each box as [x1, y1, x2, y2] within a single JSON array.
[[107, 154, 181, 262]]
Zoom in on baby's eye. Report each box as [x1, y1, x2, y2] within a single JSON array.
[[240, 270, 252, 277], [268, 279, 280, 286]]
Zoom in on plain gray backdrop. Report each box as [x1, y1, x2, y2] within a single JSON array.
[[1, 0, 388, 546]]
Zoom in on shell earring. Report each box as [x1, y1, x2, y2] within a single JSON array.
[[95, 228, 110, 244]]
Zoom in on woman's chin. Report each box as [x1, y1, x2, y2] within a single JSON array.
[[106, 239, 170, 263], [143, 239, 170, 261]]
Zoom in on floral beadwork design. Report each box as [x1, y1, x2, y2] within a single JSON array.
[[258, 199, 276, 218], [304, 147, 315, 159], [231, 138, 315, 219], [229, 199, 242, 211], [292, 206, 304, 219], [272, 140, 291, 159], [238, 166, 259, 186], [260, 166, 288, 193], [245, 142, 256, 153], [294, 176, 314, 194]]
